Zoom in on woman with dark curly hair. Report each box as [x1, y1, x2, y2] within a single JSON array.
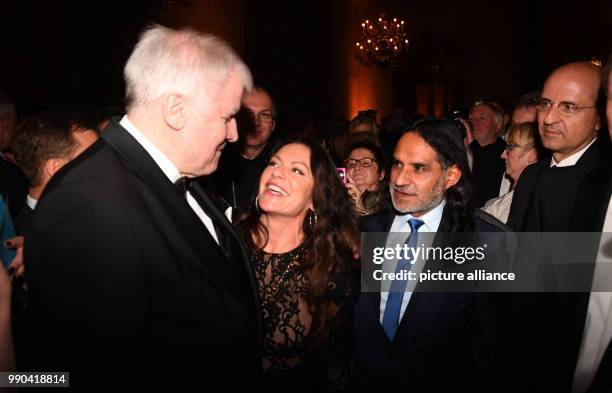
[[235, 137, 360, 392]]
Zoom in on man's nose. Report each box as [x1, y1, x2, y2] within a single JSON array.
[[542, 104, 560, 125], [228, 119, 238, 142]]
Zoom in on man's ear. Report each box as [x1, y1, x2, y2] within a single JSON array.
[[164, 94, 186, 130], [42, 158, 68, 178], [443, 165, 462, 191], [378, 169, 385, 182]]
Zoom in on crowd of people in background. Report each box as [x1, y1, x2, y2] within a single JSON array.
[[0, 24, 611, 392]]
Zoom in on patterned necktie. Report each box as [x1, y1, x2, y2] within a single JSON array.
[[382, 218, 425, 340]]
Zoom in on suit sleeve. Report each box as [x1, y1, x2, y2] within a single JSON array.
[[506, 163, 540, 231], [25, 186, 149, 382]]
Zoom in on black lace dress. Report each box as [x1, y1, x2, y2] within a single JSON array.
[[246, 242, 357, 392]]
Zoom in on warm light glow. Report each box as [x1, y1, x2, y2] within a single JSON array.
[[416, 83, 430, 116], [433, 83, 445, 117], [355, 12, 409, 68]]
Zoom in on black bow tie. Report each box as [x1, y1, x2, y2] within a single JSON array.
[[174, 176, 192, 193]]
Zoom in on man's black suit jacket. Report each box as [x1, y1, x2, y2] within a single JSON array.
[[353, 204, 507, 393], [507, 138, 605, 232], [499, 140, 609, 392], [24, 121, 263, 387]]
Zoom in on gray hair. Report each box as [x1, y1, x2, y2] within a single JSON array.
[[124, 25, 252, 111], [471, 101, 504, 131]]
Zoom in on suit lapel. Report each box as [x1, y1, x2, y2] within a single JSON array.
[[101, 121, 242, 292], [395, 207, 457, 337], [507, 159, 548, 231], [189, 181, 264, 342], [374, 205, 396, 315], [358, 205, 396, 338]]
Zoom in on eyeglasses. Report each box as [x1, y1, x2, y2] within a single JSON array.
[[504, 143, 521, 152], [505, 142, 534, 152], [537, 99, 596, 117], [243, 109, 275, 124], [345, 157, 377, 168]]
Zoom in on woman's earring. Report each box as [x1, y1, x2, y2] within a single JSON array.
[[255, 194, 261, 211], [308, 209, 318, 229]]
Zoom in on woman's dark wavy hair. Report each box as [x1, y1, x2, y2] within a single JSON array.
[[237, 136, 360, 348], [402, 118, 476, 232]]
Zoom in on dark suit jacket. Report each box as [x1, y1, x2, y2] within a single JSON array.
[[24, 121, 263, 388], [499, 142, 609, 393], [507, 139, 605, 232], [0, 156, 28, 223], [353, 203, 507, 393], [14, 202, 34, 235]]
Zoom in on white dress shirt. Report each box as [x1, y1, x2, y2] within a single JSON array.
[[119, 116, 219, 245], [572, 197, 612, 393], [26, 195, 38, 210], [482, 191, 514, 224], [551, 138, 596, 167], [379, 200, 445, 323], [499, 174, 511, 197]]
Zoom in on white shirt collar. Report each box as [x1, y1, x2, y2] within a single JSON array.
[[26, 194, 38, 210], [119, 115, 182, 183], [390, 200, 446, 233], [550, 137, 597, 167]]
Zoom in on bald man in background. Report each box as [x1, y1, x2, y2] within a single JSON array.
[[508, 62, 606, 232], [499, 62, 609, 393]]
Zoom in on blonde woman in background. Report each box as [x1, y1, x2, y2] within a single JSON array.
[[482, 122, 544, 223]]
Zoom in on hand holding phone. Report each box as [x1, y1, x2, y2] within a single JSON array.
[[336, 167, 347, 185]]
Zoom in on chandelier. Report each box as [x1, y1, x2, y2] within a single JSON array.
[[355, 14, 409, 68]]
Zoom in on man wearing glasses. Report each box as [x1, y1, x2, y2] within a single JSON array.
[[507, 61, 604, 232], [500, 61, 607, 393], [213, 86, 277, 214]]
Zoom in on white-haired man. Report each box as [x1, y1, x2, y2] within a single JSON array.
[[468, 102, 507, 207], [24, 26, 262, 387]]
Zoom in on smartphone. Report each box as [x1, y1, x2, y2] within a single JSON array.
[[336, 167, 347, 185]]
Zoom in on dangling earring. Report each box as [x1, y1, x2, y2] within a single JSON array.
[[255, 194, 261, 212], [308, 209, 318, 229]]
